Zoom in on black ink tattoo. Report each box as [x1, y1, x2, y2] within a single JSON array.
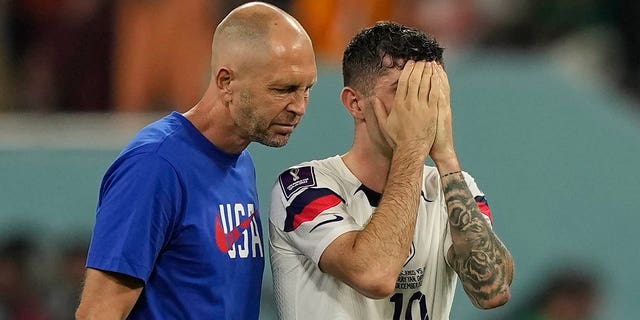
[[442, 172, 513, 308]]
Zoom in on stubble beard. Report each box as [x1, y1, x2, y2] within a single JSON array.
[[237, 91, 290, 148], [250, 123, 290, 148]]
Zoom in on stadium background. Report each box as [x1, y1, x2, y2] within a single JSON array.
[[1, 0, 638, 319]]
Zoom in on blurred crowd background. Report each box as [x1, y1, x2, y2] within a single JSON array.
[[1, 0, 639, 113], [1, 0, 638, 319]]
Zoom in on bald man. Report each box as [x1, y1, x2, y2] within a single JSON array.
[[75, 2, 317, 319]]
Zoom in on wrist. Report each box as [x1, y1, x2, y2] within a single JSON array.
[[432, 152, 460, 175], [440, 170, 461, 178], [394, 141, 430, 162]]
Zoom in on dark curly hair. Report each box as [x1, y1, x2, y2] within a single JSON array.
[[342, 21, 444, 95]]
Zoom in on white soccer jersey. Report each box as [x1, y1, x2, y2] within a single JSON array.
[[269, 155, 492, 320]]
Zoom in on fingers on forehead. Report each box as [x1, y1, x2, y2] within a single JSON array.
[[407, 61, 428, 97], [399, 60, 415, 82], [395, 60, 414, 98], [418, 64, 433, 101]]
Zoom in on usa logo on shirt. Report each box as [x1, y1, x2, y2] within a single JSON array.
[[214, 203, 264, 259]]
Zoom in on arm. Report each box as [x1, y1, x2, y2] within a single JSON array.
[[442, 171, 513, 309], [319, 61, 439, 299], [319, 143, 429, 298], [430, 64, 514, 309], [76, 268, 143, 319]]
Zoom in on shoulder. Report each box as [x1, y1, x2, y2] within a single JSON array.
[[236, 149, 257, 172], [123, 113, 182, 151], [273, 156, 348, 201], [102, 152, 180, 195], [122, 112, 216, 163], [108, 152, 176, 176]]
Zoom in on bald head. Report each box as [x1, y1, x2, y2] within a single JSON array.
[[211, 2, 312, 70], [185, 2, 316, 153]]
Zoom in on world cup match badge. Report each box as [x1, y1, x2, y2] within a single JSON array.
[[279, 166, 316, 199]]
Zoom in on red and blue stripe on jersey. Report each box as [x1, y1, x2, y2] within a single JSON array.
[[474, 195, 492, 223], [284, 188, 345, 232]]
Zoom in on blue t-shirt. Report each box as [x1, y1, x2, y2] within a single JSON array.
[[87, 112, 265, 319]]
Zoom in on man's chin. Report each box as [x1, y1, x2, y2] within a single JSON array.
[[255, 134, 290, 148]]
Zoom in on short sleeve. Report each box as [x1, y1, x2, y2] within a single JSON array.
[[87, 153, 182, 282], [461, 171, 492, 225], [269, 166, 362, 265]]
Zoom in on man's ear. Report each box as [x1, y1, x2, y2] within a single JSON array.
[[341, 87, 365, 120], [215, 67, 233, 101]]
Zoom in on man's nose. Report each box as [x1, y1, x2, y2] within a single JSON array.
[[286, 91, 308, 116]]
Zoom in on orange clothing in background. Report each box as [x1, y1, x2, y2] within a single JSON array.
[[293, 0, 482, 63], [113, 0, 219, 112], [292, 0, 395, 63]]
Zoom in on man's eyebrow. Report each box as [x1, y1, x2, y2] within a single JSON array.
[[271, 80, 316, 88]]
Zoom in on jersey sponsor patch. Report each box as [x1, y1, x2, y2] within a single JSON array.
[[474, 195, 492, 223], [279, 166, 317, 199], [284, 188, 344, 232]]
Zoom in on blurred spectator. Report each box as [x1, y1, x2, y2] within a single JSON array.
[[496, 266, 600, 320], [292, 0, 490, 63], [110, 0, 295, 112], [44, 241, 87, 320], [220, 0, 292, 15], [612, 0, 640, 103], [292, 0, 395, 62], [3, 0, 638, 111], [480, 0, 612, 48], [112, 0, 218, 112], [476, 0, 640, 104], [6, 0, 114, 112], [1, 0, 13, 111], [395, 0, 488, 55], [0, 235, 50, 320]]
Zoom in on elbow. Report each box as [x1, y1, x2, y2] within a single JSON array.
[[474, 287, 511, 309], [361, 278, 397, 300], [75, 302, 100, 320], [475, 253, 515, 309], [350, 270, 398, 299], [75, 305, 89, 320]]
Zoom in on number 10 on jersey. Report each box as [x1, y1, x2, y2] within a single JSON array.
[[390, 291, 428, 320]]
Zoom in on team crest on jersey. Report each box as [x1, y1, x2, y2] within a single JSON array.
[[279, 166, 317, 199]]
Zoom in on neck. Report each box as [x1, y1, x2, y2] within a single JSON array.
[[183, 87, 250, 154], [342, 137, 391, 193]]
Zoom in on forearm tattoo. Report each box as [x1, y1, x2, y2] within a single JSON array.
[[442, 172, 513, 307]]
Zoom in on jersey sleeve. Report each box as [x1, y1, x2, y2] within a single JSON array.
[[86, 153, 182, 283], [269, 166, 362, 265], [461, 171, 492, 225]]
